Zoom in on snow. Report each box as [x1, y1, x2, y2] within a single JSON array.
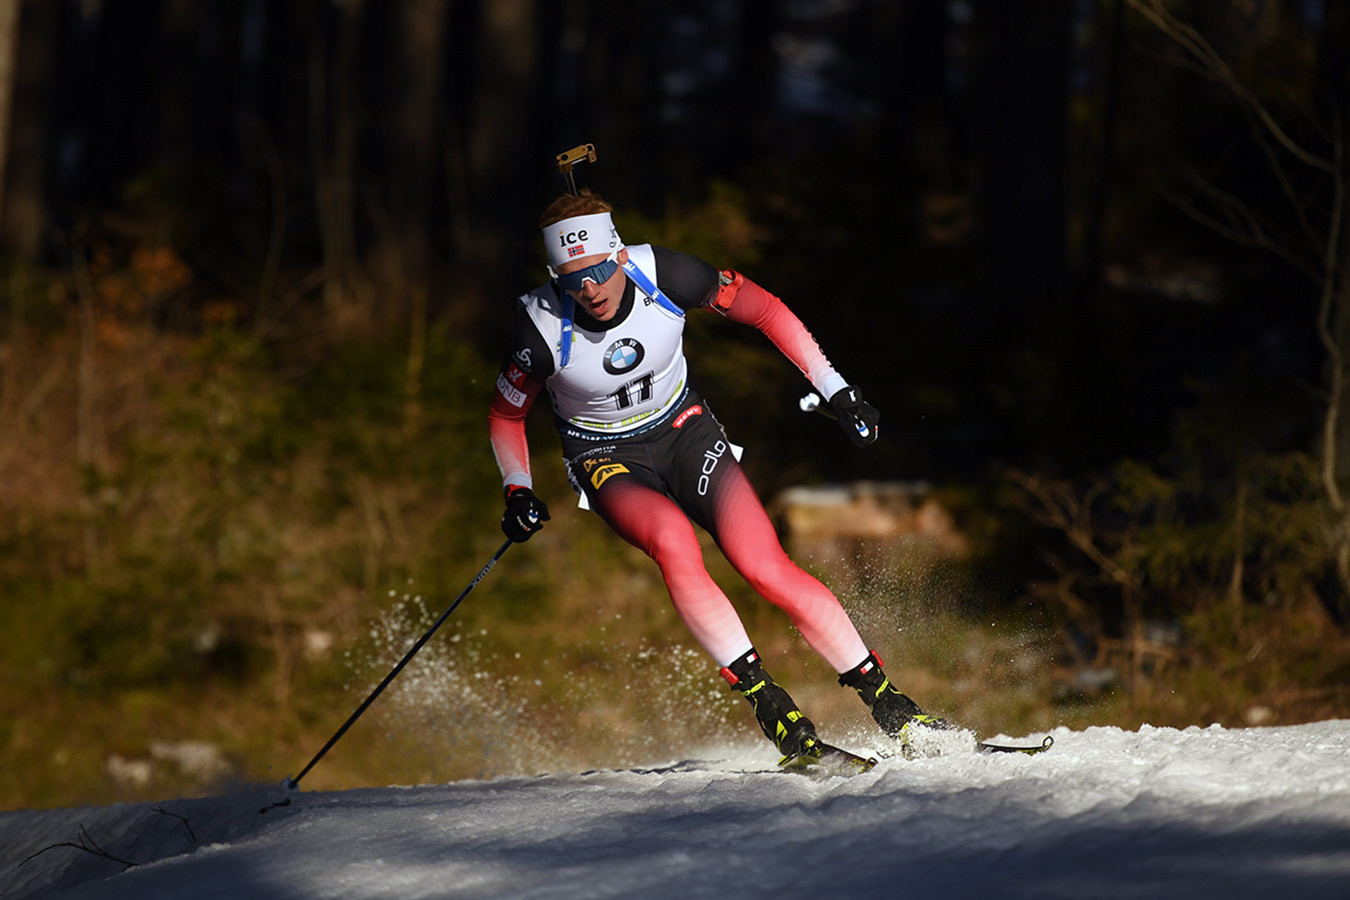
[[5, 721, 1350, 899]]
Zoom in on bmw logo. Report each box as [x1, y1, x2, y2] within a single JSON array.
[[603, 338, 645, 375]]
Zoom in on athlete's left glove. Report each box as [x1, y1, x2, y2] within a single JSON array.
[[502, 486, 550, 542], [829, 385, 880, 447]]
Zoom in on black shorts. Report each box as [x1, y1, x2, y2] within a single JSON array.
[[559, 389, 736, 530]]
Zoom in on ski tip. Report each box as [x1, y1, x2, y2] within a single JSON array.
[[976, 734, 1055, 755]]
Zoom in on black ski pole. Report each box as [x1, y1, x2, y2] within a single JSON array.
[[283, 538, 515, 793]]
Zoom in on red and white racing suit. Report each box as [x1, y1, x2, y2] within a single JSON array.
[[488, 244, 870, 672]]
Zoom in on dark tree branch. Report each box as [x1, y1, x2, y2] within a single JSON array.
[[154, 807, 197, 845], [20, 825, 138, 871]]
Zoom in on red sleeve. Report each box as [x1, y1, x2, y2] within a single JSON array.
[[488, 360, 547, 491], [711, 271, 847, 397]]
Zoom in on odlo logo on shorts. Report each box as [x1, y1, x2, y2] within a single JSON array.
[[698, 441, 727, 496]]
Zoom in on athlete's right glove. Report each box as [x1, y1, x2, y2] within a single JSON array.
[[502, 486, 550, 542], [829, 385, 880, 447]]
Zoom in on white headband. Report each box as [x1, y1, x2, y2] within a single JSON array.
[[543, 212, 623, 270]]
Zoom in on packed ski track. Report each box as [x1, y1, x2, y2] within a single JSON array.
[[5, 721, 1349, 899]]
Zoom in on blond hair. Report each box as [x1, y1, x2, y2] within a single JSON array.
[[538, 190, 612, 228]]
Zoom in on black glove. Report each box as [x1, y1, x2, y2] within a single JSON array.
[[829, 385, 880, 447], [502, 486, 550, 542]]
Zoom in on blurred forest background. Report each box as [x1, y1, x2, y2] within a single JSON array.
[[2, 0, 1350, 811]]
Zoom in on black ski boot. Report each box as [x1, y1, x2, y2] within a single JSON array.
[[839, 650, 952, 740], [720, 649, 820, 760]]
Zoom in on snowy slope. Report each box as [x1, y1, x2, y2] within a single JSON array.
[[5, 722, 1349, 900]]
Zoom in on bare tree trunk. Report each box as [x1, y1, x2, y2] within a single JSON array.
[[1318, 123, 1347, 511], [975, 0, 1072, 320], [0, 265, 65, 482], [264, 588, 292, 707], [1081, 0, 1126, 300], [251, 117, 287, 333], [463, 0, 540, 293], [403, 286, 426, 437], [309, 0, 371, 333], [0, 0, 20, 230], [442, 0, 482, 273], [1314, 0, 1350, 615], [0, 262, 23, 486], [1125, 585, 1144, 704], [0, 0, 50, 259], [392, 0, 446, 284], [72, 236, 100, 573], [1325, 129, 1350, 601], [1228, 475, 1246, 631]]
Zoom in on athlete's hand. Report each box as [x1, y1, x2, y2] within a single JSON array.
[[829, 385, 880, 447], [502, 487, 550, 542]]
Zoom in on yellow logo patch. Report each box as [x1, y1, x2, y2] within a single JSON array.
[[590, 463, 629, 490], [582, 456, 611, 473]]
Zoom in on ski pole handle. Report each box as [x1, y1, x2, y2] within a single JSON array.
[[799, 391, 837, 420]]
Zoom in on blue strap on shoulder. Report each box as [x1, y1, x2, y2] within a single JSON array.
[[622, 259, 685, 318], [558, 294, 575, 368]]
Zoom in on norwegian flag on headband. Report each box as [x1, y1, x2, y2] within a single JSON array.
[[543, 212, 623, 270]]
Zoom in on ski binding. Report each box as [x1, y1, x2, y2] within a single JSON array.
[[780, 740, 879, 777]]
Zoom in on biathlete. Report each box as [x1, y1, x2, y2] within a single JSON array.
[[488, 189, 945, 759]]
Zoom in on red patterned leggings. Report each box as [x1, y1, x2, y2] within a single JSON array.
[[561, 394, 869, 672]]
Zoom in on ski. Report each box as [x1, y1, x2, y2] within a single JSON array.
[[878, 731, 1055, 760], [976, 735, 1054, 755], [780, 740, 879, 777]]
